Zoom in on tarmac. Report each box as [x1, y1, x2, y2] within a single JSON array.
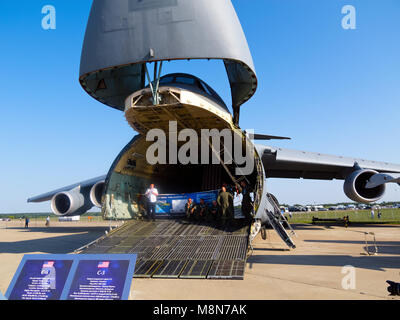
[[0, 219, 399, 300]]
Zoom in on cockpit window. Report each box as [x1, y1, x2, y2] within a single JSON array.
[[159, 76, 174, 84], [199, 81, 213, 96], [158, 73, 226, 108], [175, 76, 196, 86]]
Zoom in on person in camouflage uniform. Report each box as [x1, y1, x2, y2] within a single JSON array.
[[217, 186, 234, 227]]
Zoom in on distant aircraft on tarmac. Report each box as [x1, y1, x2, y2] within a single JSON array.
[[28, 0, 400, 248]]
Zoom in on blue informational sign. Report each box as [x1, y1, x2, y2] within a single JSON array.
[[65, 256, 134, 300], [5, 254, 137, 301], [156, 190, 219, 217], [6, 255, 74, 300]]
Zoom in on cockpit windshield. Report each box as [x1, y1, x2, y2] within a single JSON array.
[[158, 73, 226, 108]]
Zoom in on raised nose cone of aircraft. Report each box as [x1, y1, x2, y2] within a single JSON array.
[[124, 73, 234, 134], [79, 0, 257, 121]]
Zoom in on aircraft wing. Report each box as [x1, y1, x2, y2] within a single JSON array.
[[257, 145, 400, 180], [27, 175, 107, 203]]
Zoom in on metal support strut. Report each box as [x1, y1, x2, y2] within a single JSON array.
[[144, 61, 163, 105]]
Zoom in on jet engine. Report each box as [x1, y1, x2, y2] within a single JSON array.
[[90, 181, 105, 207], [50, 188, 93, 216], [343, 169, 386, 203]]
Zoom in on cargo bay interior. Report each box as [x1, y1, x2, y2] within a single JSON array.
[[101, 132, 263, 222], [89, 131, 261, 280]]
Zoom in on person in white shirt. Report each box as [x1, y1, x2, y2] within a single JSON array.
[[145, 184, 158, 221]]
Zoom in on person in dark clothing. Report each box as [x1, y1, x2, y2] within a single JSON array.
[[197, 198, 208, 221], [208, 200, 219, 222], [217, 186, 234, 226], [25, 217, 29, 228], [185, 198, 197, 220], [238, 181, 254, 222]]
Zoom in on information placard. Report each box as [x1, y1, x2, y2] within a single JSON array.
[[6, 255, 74, 300], [5, 254, 137, 301], [65, 257, 133, 300]]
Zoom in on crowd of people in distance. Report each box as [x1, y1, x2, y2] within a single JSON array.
[[185, 181, 254, 226]]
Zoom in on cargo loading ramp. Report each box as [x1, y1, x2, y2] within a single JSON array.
[[77, 219, 250, 280]]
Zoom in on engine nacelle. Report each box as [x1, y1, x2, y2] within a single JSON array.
[[51, 189, 90, 216], [90, 181, 105, 207], [344, 169, 386, 203]]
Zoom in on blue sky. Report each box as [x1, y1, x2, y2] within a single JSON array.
[[0, 0, 399, 213]]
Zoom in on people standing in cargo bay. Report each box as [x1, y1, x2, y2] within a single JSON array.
[[217, 186, 234, 226], [145, 184, 158, 221]]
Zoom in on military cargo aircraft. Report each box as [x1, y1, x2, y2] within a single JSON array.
[[28, 0, 400, 248]]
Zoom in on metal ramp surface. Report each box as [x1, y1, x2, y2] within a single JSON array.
[[79, 219, 250, 280]]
